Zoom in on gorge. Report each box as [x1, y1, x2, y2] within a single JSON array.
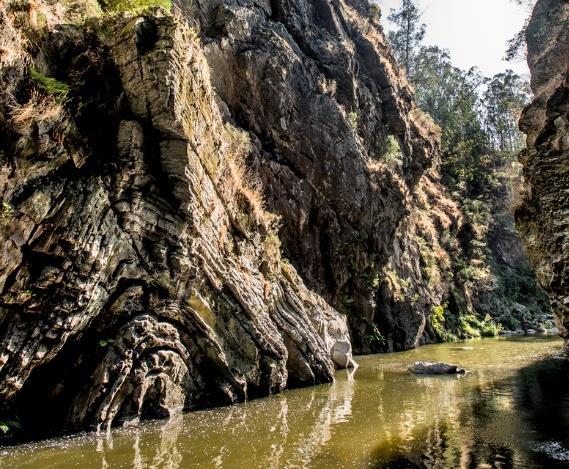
[[0, 0, 567, 456]]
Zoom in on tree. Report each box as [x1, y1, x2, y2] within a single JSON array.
[[387, 0, 426, 77], [385, 0, 548, 333], [482, 71, 531, 153], [411, 45, 488, 197], [505, 0, 537, 61]]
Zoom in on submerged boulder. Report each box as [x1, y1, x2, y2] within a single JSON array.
[[408, 362, 467, 375]]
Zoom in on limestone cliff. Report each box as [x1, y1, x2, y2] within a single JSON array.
[[517, 0, 569, 342]]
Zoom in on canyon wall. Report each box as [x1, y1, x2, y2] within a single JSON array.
[[517, 0, 569, 342], [0, 1, 359, 438], [0, 0, 554, 440], [0, 0, 440, 438]]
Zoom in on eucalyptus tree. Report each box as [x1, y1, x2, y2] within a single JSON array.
[[386, 0, 426, 77]]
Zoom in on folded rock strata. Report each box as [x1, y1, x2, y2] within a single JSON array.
[[0, 5, 353, 436]]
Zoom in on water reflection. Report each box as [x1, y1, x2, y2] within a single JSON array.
[[372, 349, 569, 468], [0, 336, 566, 468]]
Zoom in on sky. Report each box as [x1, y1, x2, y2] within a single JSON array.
[[377, 0, 532, 78]]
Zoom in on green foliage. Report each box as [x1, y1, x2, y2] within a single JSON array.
[[1, 201, 14, 220], [430, 304, 447, 339], [481, 318, 501, 337], [409, 46, 530, 201], [98, 339, 115, 347], [459, 315, 482, 338], [341, 294, 355, 306], [369, 4, 380, 17], [29, 68, 70, 100], [483, 71, 531, 153], [348, 111, 358, 130], [387, 9, 550, 339], [363, 325, 386, 346], [378, 135, 403, 165], [499, 268, 549, 308], [386, 269, 411, 302], [457, 314, 502, 338], [387, 0, 426, 76], [98, 0, 171, 13], [0, 419, 20, 435], [431, 304, 501, 341], [417, 236, 438, 283]]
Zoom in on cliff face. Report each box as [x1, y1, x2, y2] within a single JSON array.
[[0, 0, 438, 438], [0, 1, 358, 438], [517, 0, 569, 342]]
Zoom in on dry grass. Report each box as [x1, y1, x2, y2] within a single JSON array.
[[219, 124, 280, 233], [411, 107, 442, 138], [419, 174, 461, 231], [409, 174, 464, 285], [0, 0, 67, 75], [8, 90, 63, 134], [0, 4, 29, 70]]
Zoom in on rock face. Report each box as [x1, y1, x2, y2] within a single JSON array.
[[194, 0, 445, 353], [0, 2, 355, 438], [517, 0, 569, 343]]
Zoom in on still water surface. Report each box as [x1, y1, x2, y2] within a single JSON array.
[[1, 336, 569, 468]]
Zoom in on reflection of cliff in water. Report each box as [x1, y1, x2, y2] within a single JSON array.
[[89, 369, 356, 468], [375, 357, 569, 468]]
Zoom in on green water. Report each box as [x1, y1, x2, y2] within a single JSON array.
[[1, 336, 568, 468]]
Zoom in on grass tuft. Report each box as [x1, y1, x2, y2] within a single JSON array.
[[29, 68, 70, 99]]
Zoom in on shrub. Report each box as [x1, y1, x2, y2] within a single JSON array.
[[0, 419, 20, 435], [500, 313, 521, 331], [481, 320, 501, 337], [385, 269, 410, 302], [380, 135, 403, 165], [459, 314, 481, 338], [431, 304, 446, 339], [348, 111, 358, 130], [363, 325, 386, 346], [481, 314, 501, 337]]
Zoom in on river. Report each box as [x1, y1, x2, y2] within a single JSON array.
[[1, 336, 568, 468]]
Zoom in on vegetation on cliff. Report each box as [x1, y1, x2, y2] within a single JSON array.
[[384, 0, 552, 338]]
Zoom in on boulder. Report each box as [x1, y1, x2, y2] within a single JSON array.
[[408, 361, 467, 375]]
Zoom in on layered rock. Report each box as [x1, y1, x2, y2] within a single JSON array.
[[0, 3, 353, 438], [517, 0, 569, 341], [192, 0, 441, 352]]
